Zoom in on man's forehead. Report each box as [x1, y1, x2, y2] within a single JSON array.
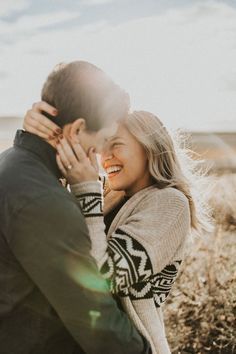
[[100, 122, 119, 138]]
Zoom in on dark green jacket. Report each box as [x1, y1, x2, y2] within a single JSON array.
[[0, 130, 149, 354]]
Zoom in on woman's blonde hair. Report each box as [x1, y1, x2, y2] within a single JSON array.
[[124, 111, 211, 234]]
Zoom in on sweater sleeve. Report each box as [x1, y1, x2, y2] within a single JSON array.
[[71, 181, 190, 296]]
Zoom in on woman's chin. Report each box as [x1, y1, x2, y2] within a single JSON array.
[[108, 181, 126, 192]]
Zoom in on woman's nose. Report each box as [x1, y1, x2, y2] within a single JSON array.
[[105, 155, 113, 161], [100, 151, 113, 167]]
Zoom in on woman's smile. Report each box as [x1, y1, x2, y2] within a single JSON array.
[[105, 164, 123, 179]]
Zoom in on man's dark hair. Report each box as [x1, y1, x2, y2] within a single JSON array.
[[41, 61, 130, 130]]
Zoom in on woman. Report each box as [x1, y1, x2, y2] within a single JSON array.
[[23, 108, 208, 354]]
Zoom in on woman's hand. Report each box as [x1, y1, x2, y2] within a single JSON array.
[[23, 101, 62, 140], [56, 136, 99, 185]]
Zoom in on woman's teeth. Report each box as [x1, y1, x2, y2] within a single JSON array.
[[106, 165, 122, 175]]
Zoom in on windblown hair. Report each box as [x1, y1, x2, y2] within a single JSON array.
[[41, 61, 130, 130], [124, 111, 211, 234]]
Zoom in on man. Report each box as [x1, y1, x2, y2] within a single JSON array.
[[0, 61, 149, 354]]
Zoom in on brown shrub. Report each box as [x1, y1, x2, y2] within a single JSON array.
[[209, 174, 236, 231], [164, 174, 236, 353]]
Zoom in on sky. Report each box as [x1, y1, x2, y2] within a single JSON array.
[[0, 0, 236, 131]]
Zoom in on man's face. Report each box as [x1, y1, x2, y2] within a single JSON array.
[[74, 122, 119, 155]]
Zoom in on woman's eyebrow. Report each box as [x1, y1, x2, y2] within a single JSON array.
[[107, 136, 123, 142]]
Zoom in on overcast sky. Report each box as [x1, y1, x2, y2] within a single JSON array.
[[0, 0, 236, 131]]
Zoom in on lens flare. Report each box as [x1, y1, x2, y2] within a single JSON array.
[[67, 255, 109, 293]]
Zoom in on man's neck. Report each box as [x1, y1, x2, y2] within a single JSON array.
[[14, 130, 62, 180]]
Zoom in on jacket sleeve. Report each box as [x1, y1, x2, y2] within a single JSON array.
[[71, 181, 190, 296], [8, 191, 149, 354]]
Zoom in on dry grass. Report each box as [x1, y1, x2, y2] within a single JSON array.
[[164, 173, 236, 353], [209, 174, 236, 231]]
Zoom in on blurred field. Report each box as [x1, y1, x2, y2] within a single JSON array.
[[189, 132, 236, 173], [164, 133, 236, 353], [0, 116, 23, 153]]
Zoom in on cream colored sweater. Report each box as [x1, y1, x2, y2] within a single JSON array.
[[71, 182, 191, 354]]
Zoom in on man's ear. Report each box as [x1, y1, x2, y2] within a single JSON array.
[[70, 118, 86, 139]]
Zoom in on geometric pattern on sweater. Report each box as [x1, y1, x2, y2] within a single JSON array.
[[101, 235, 181, 307], [100, 228, 153, 294], [77, 193, 103, 217], [151, 260, 182, 307], [119, 260, 182, 307]]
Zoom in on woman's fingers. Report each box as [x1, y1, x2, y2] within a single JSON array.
[[56, 154, 68, 177], [24, 112, 55, 138], [71, 138, 87, 162], [88, 147, 99, 172], [31, 111, 61, 134], [56, 142, 73, 170], [57, 138, 78, 167], [22, 125, 50, 140], [56, 138, 99, 184], [32, 101, 58, 116], [23, 109, 62, 138], [35, 114, 61, 134]]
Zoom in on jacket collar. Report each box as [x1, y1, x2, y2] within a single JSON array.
[[14, 130, 62, 179]]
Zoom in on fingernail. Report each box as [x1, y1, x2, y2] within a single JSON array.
[[53, 109, 58, 116], [56, 128, 62, 134]]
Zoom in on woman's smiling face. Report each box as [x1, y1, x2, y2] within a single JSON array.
[[101, 123, 153, 196]]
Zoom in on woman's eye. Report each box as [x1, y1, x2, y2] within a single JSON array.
[[112, 142, 122, 148]]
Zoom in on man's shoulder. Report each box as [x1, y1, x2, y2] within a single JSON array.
[[0, 145, 37, 183], [0, 145, 79, 222], [20, 190, 81, 217], [1, 147, 49, 192]]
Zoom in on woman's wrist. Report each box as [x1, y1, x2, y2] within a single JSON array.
[[70, 180, 103, 197], [70, 180, 104, 217]]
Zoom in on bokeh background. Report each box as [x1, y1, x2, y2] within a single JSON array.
[[0, 1, 235, 353]]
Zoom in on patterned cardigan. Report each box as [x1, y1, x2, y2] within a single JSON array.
[[71, 182, 191, 354]]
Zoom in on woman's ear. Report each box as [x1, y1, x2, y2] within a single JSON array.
[[70, 118, 86, 140]]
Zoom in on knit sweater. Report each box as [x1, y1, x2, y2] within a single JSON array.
[[71, 182, 191, 354]]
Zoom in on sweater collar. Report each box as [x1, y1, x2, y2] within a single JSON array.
[[107, 185, 157, 236], [14, 130, 62, 179]]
